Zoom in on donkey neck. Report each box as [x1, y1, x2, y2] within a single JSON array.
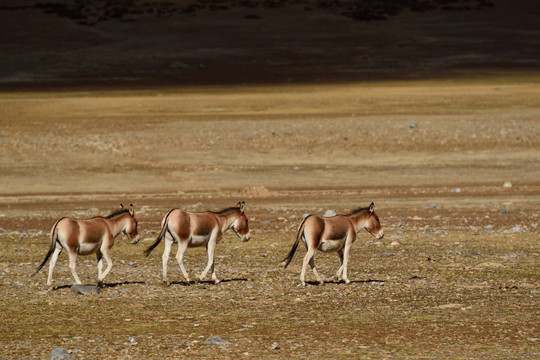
[[347, 211, 370, 233], [217, 210, 240, 233], [105, 213, 130, 237]]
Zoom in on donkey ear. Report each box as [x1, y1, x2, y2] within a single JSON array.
[[237, 201, 245, 212], [129, 203, 134, 215], [369, 202, 375, 213]]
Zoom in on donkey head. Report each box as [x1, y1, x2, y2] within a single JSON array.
[[364, 202, 384, 239], [120, 204, 140, 244], [233, 201, 251, 242]]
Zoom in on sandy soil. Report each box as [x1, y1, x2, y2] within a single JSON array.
[[0, 0, 539, 359]]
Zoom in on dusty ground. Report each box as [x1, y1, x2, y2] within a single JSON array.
[[1, 0, 540, 359]]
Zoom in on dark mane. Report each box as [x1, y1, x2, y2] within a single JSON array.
[[345, 206, 370, 216], [212, 207, 239, 215], [104, 208, 130, 219]]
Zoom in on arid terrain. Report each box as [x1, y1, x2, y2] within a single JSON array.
[[1, 0, 539, 359]]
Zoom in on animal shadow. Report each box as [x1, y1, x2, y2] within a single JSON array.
[[170, 278, 248, 286], [304, 278, 386, 286], [52, 281, 145, 291]]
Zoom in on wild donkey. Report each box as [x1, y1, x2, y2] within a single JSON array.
[[282, 202, 384, 285], [145, 201, 250, 285], [33, 204, 139, 287]]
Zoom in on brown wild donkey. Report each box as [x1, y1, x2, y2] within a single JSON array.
[[33, 204, 139, 287], [282, 202, 384, 285], [145, 201, 250, 285]]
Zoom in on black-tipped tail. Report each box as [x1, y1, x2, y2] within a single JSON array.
[[32, 218, 62, 276], [281, 215, 309, 268], [145, 209, 175, 257]]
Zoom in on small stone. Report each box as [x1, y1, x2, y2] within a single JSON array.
[[508, 225, 525, 233], [426, 204, 439, 209], [382, 252, 394, 257], [323, 210, 336, 217], [205, 336, 231, 346], [469, 251, 481, 258], [409, 122, 418, 129], [390, 241, 400, 247], [0, 227, 5, 233], [270, 343, 280, 350], [71, 284, 101, 295], [128, 336, 137, 344], [502, 181, 512, 188], [454, 188, 461, 193], [51, 348, 71, 360]]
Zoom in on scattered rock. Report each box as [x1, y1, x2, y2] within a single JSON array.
[[501, 252, 518, 258], [454, 188, 461, 193], [270, 343, 280, 350], [502, 181, 512, 188], [382, 252, 394, 257], [424, 232, 438, 237], [71, 284, 101, 295], [426, 204, 439, 209], [127, 336, 137, 345], [409, 122, 418, 129], [51, 348, 71, 360], [390, 241, 400, 247], [260, 220, 272, 224], [289, 214, 299, 221], [0, 227, 5, 233], [205, 336, 231, 346], [498, 209, 509, 214], [507, 225, 526, 233], [323, 209, 336, 217], [412, 216, 422, 221], [468, 251, 481, 258]]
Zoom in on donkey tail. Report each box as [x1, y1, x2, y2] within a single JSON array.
[[281, 215, 310, 268], [145, 209, 175, 257], [32, 218, 63, 276]]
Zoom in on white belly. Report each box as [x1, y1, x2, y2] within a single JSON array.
[[78, 242, 99, 255], [319, 239, 345, 252], [189, 235, 210, 247]]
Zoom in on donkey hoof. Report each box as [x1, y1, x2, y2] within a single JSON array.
[[163, 280, 171, 287], [213, 279, 221, 285], [97, 280, 104, 288], [344, 279, 351, 284]]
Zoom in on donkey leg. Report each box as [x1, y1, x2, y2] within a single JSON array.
[[210, 262, 220, 285], [300, 248, 316, 286], [98, 248, 113, 284], [67, 251, 82, 285], [334, 249, 344, 282], [162, 237, 173, 285], [47, 245, 62, 287], [309, 257, 323, 285], [96, 252, 104, 287], [341, 242, 353, 284], [175, 239, 190, 283], [197, 240, 217, 283]]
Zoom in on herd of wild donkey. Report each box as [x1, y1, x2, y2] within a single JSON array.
[[33, 201, 384, 287]]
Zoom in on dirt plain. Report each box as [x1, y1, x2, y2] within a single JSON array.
[[1, 0, 540, 359]]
